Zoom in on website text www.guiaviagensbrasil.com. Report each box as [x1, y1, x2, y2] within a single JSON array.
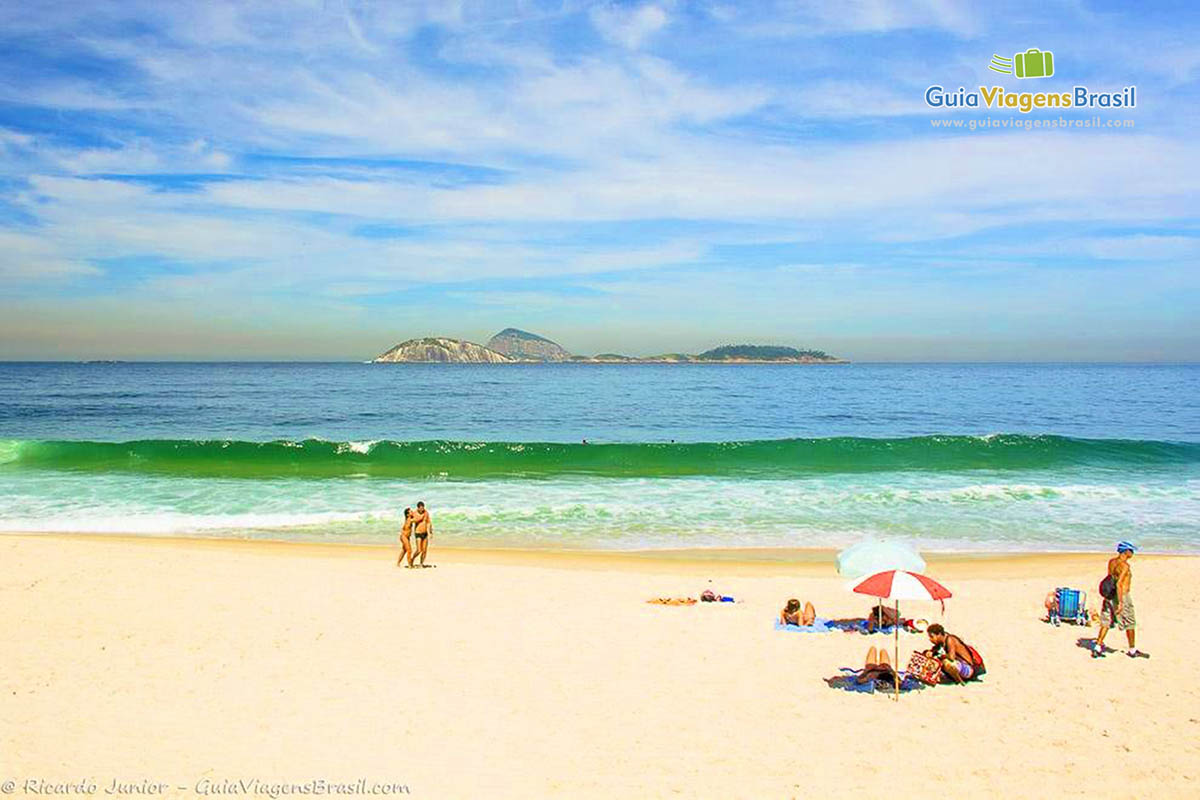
[[930, 116, 1134, 131]]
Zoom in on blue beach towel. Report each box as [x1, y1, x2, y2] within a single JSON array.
[[775, 619, 904, 634], [825, 668, 926, 695], [775, 619, 835, 633]]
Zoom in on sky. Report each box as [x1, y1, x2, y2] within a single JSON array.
[[0, 0, 1197, 361]]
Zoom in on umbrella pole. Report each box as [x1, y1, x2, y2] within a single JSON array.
[[893, 600, 900, 700]]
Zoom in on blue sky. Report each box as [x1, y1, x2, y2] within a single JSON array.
[[0, 0, 1197, 360]]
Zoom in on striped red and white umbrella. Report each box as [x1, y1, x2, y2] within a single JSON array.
[[851, 570, 952, 601], [848, 570, 953, 700]]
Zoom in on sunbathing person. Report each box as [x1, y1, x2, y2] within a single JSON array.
[[923, 623, 985, 684], [865, 603, 900, 632], [854, 646, 898, 686], [780, 599, 816, 626]]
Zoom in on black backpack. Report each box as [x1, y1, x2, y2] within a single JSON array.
[[1099, 574, 1117, 600]]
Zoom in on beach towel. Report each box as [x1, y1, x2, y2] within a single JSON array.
[[775, 619, 835, 633], [777, 618, 911, 635], [825, 668, 926, 695], [775, 618, 908, 634]]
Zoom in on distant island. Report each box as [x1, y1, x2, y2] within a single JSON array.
[[372, 329, 845, 364]]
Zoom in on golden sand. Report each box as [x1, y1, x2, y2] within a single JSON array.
[[2, 533, 1198, 798]]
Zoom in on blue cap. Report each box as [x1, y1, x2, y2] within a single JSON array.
[[1116, 540, 1137, 554]]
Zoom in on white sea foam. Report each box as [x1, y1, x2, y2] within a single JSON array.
[[0, 470, 1196, 552]]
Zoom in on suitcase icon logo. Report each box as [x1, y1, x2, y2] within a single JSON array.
[[988, 49, 1055, 79]]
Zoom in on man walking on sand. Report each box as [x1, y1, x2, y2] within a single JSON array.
[[413, 501, 433, 567], [1093, 541, 1149, 659]]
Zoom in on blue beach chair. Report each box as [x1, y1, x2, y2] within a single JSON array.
[[1051, 587, 1088, 626]]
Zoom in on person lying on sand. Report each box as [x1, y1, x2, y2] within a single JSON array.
[[780, 599, 816, 626], [923, 623, 986, 684], [854, 646, 898, 686]]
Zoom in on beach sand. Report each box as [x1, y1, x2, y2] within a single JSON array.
[[3, 534, 1199, 799]]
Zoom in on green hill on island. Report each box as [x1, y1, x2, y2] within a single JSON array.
[[695, 344, 834, 361]]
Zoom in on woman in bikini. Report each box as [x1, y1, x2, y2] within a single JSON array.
[[397, 507, 415, 568], [779, 598, 817, 626], [854, 646, 897, 686]]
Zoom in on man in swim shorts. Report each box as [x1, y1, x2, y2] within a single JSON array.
[[413, 501, 433, 567], [1094, 541, 1148, 658], [925, 623, 983, 684]]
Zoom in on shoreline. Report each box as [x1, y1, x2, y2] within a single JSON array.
[[5, 530, 1194, 576]]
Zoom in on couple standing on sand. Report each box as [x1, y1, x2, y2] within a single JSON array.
[[398, 501, 433, 568]]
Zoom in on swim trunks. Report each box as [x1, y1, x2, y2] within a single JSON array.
[[1101, 594, 1135, 629]]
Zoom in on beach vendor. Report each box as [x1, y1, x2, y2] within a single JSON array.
[[924, 624, 985, 684]]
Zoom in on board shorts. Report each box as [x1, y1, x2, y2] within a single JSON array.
[[955, 659, 974, 680], [1101, 595, 1135, 629]]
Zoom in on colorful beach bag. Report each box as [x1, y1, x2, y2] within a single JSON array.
[[906, 652, 943, 685]]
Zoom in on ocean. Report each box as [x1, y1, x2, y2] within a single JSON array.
[[1, 361, 1197, 553]]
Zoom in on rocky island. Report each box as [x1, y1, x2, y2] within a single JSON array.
[[371, 331, 846, 364], [372, 337, 514, 363], [487, 328, 571, 361]]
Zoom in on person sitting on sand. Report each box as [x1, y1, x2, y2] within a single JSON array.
[[397, 507, 415, 568], [780, 599, 816, 626], [923, 623, 985, 684], [1043, 590, 1058, 622], [861, 604, 923, 633], [865, 603, 900, 632]]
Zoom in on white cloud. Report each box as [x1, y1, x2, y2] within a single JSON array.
[[1081, 235, 1200, 261], [788, 81, 930, 118], [0, 231, 100, 282], [735, 0, 981, 38], [591, 3, 671, 49]]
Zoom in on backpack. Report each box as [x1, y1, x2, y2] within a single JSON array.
[[1099, 574, 1117, 600], [964, 643, 986, 675], [941, 635, 986, 677]]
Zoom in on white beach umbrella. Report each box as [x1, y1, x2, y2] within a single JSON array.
[[837, 539, 926, 630], [836, 539, 926, 578]]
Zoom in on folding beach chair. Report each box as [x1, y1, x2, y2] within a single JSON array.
[[1051, 587, 1088, 626]]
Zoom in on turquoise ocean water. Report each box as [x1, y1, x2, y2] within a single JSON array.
[[0, 362, 1197, 552]]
